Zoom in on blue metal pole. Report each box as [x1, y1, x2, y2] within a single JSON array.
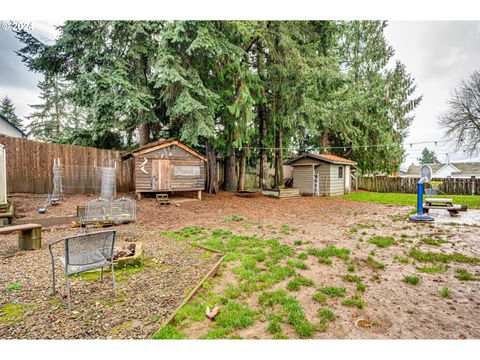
[[417, 182, 424, 215]]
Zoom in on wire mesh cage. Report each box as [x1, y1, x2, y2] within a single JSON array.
[[81, 197, 136, 239]]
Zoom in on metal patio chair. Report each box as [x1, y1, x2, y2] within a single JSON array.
[[49, 230, 117, 312]]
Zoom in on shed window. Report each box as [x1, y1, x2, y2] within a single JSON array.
[[174, 165, 200, 176], [338, 166, 343, 179]]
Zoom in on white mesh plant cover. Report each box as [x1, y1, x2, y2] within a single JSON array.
[[52, 163, 64, 200], [100, 167, 116, 200]]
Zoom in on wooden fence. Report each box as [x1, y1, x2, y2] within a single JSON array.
[[0, 135, 134, 194], [358, 176, 480, 196]]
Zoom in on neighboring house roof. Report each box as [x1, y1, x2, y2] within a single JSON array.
[[406, 162, 480, 177], [284, 153, 356, 166], [0, 114, 27, 138], [123, 139, 207, 162]]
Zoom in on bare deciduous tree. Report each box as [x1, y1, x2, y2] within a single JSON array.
[[440, 70, 480, 153]]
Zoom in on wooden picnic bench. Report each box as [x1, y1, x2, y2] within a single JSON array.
[[423, 198, 468, 217], [0, 223, 42, 249]]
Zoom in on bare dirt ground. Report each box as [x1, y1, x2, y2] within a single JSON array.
[[1, 192, 480, 339]]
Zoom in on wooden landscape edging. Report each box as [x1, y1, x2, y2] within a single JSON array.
[[153, 244, 225, 336]]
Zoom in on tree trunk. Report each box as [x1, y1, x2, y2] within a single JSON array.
[[138, 118, 150, 146], [205, 140, 218, 194], [224, 149, 237, 192], [274, 123, 283, 189], [238, 145, 247, 191], [258, 104, 267, 189]]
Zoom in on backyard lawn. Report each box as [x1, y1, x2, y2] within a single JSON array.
[[1, 192, 480, 339], [343, 191, 480, 209]]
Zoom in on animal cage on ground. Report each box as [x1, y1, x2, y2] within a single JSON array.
[[80, 197, 137, 238]]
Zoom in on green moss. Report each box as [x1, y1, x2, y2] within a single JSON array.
[[0, 303, 34, 326], [152, 325, 187, 339]]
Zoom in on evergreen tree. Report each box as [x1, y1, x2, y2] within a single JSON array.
[[0, 96, 22, 129], [419, 147, 439, 164], [25, 75, 71, 140]]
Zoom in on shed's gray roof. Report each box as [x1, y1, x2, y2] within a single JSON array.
[[284, 153, 356, 166]]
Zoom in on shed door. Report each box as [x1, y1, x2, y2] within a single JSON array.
[[152, 159, 171, 191]]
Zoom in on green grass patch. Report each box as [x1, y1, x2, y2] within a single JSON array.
[[308, 245, 350, 261], [341, 294, 365, 309], [416, 265, 447, 274], [455, 268, 479, 281], [318, 308, 336, 332], [440, 287, 451, 298], [215, 301, 256, 329], [258, 290, 316, 338], [2, 282, 22, 291], [312, 292, 328, 304], [200, 327, 233, 339], [287, 276, 315, 291], [366, 256, 385, 269], [319, 286, 346, 297], [403, 275, 421, 285], [394, 255, 409, 264], [347, 263, 355, 272], [420, 237, 448, 246], [294, 240, 302, 246], [368, 236, 397, 248], [297, 252, 308, 260], [410, 248, 480, 264], [287, 259, 308, 270], [152, 325, 187, 339]]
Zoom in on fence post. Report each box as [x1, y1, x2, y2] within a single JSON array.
[[472, 176, 476, 196]]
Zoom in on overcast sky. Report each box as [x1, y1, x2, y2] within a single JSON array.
[[1, 20, 480, 167]]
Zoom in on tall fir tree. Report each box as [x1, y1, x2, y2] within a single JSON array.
[[0, 96, 22, 129]]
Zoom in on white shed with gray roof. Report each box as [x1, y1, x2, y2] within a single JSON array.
[[284, 153, 356, 196]]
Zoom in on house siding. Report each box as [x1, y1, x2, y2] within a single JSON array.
[[315, 163, 330, 196], [329, 164, 345, 195], [293, 166, 314, 195]]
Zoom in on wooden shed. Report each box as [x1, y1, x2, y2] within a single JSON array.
[[284, 153, 356, 196], [124, 139, 207, 200]]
